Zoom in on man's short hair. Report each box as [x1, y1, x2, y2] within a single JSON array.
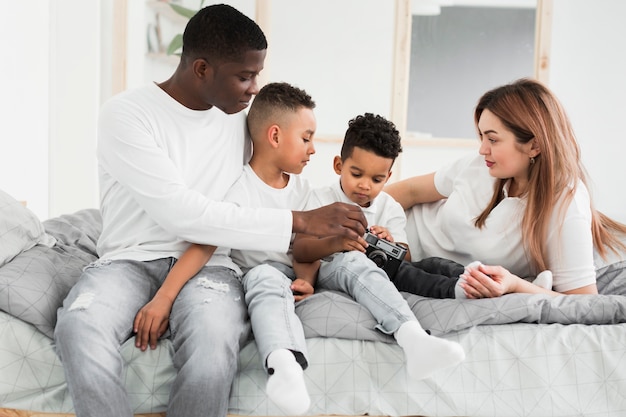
[[182, 4, 267, 63]]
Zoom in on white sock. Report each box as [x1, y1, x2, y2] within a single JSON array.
[[455, 261, 483, 299], [395, 321, 465, 380], [266, 349, 310, 415], [532, 270, 553, 290]]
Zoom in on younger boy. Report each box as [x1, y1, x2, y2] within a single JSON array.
[[133, 82, 317, 415], [292, 113, 467, 380]]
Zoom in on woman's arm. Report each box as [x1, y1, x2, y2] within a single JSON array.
[[384, 172, 445, 210], [460, 264, 598, 298], [134, 243, 216, 350]]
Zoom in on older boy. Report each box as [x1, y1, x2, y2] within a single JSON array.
[[134, 82, 318, 415]]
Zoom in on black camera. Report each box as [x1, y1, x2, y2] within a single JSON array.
[[364, 231, 407, 279]]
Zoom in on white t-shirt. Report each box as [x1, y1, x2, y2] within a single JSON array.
[[405, 154, 596, 292], [306, 181, 408, 245], [228, 165, 311, 273], [96, 83, 292, 270]]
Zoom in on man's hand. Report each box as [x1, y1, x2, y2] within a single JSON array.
[[293, 202, 367, 240]]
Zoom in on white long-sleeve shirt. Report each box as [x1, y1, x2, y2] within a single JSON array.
[[96, 83, 292, 270]]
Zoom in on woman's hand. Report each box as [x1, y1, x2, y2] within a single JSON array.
[[460, 263, 518, 298]]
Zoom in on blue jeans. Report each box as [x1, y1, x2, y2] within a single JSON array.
[[318, 251, 417, 335], [242, 262, 308, 370], [54, 258, 249, 417]]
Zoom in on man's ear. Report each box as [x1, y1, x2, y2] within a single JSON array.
[[333, 155, 343, 175], [192, 58, 213, 80]]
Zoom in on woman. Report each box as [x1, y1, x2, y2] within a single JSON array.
[[386, 78, 626, 298]]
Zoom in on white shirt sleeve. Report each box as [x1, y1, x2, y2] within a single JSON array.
[[97, 93, 292, 254], [546, 183, 596, 292]]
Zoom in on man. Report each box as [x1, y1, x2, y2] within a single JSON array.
[[54, 5, 366, 417]]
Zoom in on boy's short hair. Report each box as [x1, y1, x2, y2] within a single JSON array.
[[340, 113, 403, 161], [247, 82, 316, 136], [182, 4, 267, 63]]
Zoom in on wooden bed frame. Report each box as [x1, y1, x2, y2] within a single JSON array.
[[0, 411, 398, 417]]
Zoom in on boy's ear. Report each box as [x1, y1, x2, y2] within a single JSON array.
[[332, 155, 343, 175], [267, 124, 280, 148]]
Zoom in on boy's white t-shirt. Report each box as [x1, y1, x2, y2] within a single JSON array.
[[96, 83, 292, 269], [405, 154, 596, 292], [228, 165, 311, 273], [306, 181, 408, 246]]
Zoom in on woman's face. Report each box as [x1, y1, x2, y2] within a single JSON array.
[[477, 109, 534, 187]]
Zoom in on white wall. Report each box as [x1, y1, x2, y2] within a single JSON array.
[[549, 0, 626, 222], [0, 2, 50, 218], [0, 0, 101, 220], [1, 0, 624, 223]]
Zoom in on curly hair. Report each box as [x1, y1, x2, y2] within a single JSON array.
[[247, 82, 316, 138], [181, 4, 267, 64], [340, 113, 402, 161]]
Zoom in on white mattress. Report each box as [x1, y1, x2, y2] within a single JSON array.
[[2, 309, 625, 417]]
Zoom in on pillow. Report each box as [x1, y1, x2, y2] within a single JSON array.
[[0, 189, 56, 267], [0, 209, 101, 337]]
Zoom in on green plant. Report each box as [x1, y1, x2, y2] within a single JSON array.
[[166, 1, 205, 55]]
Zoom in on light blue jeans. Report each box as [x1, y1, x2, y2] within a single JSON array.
[[242, 262, 308, 371], [54, 258, 249, 417], [318, 251, 417, 335]]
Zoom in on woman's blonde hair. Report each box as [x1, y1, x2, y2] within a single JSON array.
[[473, 78, 626, 273]]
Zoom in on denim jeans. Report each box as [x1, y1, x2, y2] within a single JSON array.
[[241, 262, 308, 370], [318, 251, 417, 335], [392, 257, 465, 299], [54, 258, 249, 417]]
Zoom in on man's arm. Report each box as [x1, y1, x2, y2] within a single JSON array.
[[291, 233, 368, 263], [292, 202, 367, 241], [134, 244, 216, 351]]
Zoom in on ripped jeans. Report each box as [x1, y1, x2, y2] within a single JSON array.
[[54, 258, 249, 417]]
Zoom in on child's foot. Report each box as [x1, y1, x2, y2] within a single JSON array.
[[532, 270, 553, 290], [455, 261, 483, 299], [395, 321, 465, 380], [266, 349, 311, 415]]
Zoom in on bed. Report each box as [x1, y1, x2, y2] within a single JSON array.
[[2, 190, 626, 417]]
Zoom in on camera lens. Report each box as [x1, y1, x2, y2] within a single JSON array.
[[367, 250, 387, 268]]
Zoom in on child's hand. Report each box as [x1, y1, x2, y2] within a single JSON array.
[[291, 278, 315, 302], [369, 225, 394, 242], [133, 293, 173, 351]]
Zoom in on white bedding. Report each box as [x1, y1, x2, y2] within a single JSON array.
[[2, 309, 626, 416], [2, 207, 626, 417]]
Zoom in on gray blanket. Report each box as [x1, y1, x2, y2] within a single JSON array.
[[2, 208, 625, 342], [297, 260, 626, 341]]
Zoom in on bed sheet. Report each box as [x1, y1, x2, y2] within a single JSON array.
[[2, 309, 625, 417]]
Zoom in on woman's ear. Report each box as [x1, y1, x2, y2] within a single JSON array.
[[530, 138, 541, 157], [333, 155, 343, 175]]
